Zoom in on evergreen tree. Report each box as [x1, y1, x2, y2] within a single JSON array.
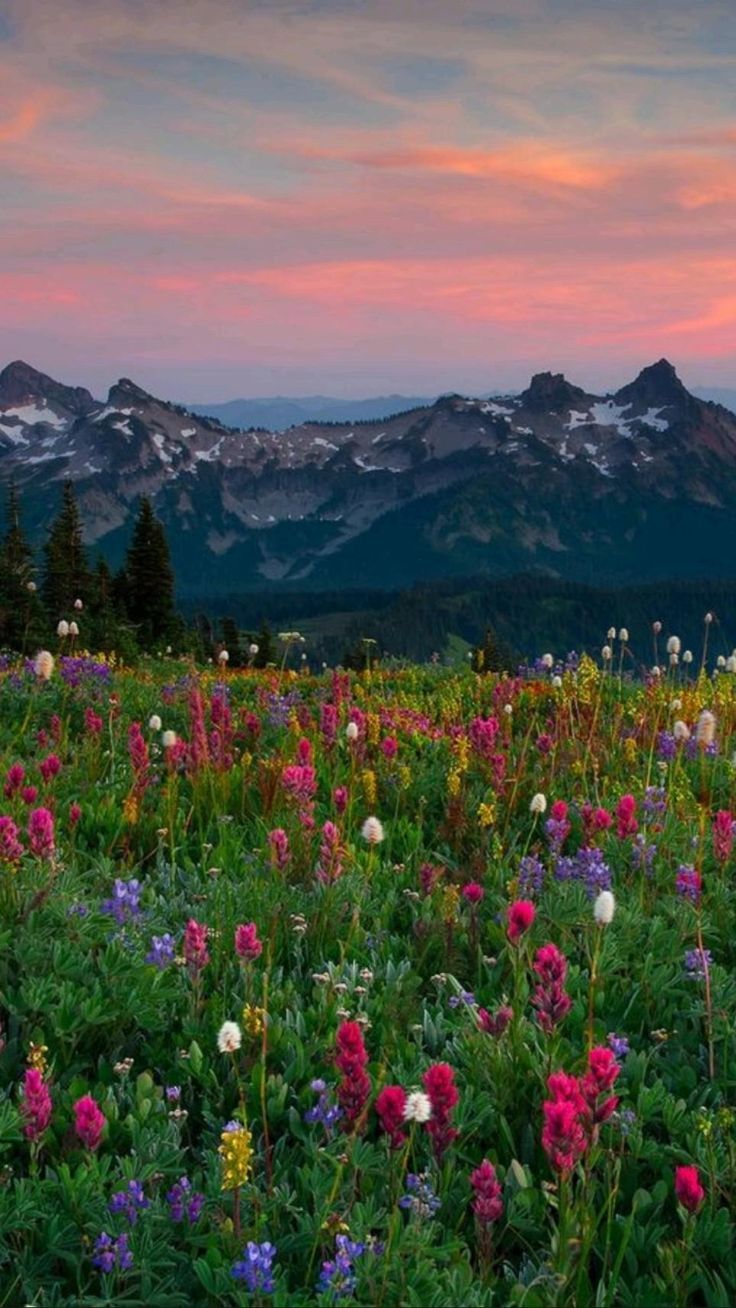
[[252, 620, 276, 667], [120, 497, 176, 649], [42, 481, 90, 621], [0, 481, 44, 650], [220, 616, 241, 666]]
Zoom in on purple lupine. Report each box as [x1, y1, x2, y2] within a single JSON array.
[[109, 1179, 149, 1225]]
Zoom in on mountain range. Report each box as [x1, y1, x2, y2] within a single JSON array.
[[1, 356, 735, 596]]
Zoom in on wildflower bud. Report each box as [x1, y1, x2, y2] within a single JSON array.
[[675, 1164, 705, 1213], [704, 612, 713, 625], [507, 899, 535, 942], [593, 890, 615, 925], [57, 620, 69, 637], [530, 793, 547, 815], [652, 620, 662, 634]]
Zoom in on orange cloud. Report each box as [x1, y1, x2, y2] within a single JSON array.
[[0, 96, 47, 144]]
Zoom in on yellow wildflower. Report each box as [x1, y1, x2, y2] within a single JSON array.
[[362, 769, 377, 807], [242, 1004, 265, 1037], [441, 884, 460, 924], [219, 1124, 253, 1190], [28, 1042, 49, 1073], [122, 793, 139, 825]]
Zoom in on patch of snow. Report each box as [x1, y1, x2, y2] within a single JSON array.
[[194, 438, 224, 462], [583, 442, 599, 455], [25, 451, 60, 464], [371, 432, 387, 444], [565, 409, 592, 430], [591, 458, 612, 477], [558, 438, 574, 462], [180, 427, 196, 437], [481, 400, 514, 416], [639, 407, 669, 432], [112, 419, 134, 436], [4, 403, 67, 429], [512, 425, 533, 435], [152, 433, 171, 465], [94, 405, 133, 422], [313, 437, 338, 451], [0, 421, 27, 443], [589, 400, 634, 437]]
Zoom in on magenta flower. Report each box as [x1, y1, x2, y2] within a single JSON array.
[[470, 1158, 503, 1226], [462, 882, 484, 905], [27, 807, 55, 858], [234, 922, 263, 962], [39, 754, 62, 784], [74, 1094, 105, 1150], [507, 899, 535, 942], [335, 1021, 371, 1129], [0, 816, 24, 863], [3, 763, 25, 798], [21, 1068, 52, 1141], [183, 919, 210, 977], [713, 811, 735, 863]]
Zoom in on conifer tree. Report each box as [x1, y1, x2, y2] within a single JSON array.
[[252, 620, 276, 667], [0, 481, 43, 650], [120, 496, 176, 649], [220, 616, 241, 665], [42, 481, 90, 621]]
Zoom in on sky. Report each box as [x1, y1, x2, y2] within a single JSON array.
[[0, 0, 735, 402]]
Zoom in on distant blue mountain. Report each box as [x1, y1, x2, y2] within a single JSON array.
[[188, 393, 432, 432]]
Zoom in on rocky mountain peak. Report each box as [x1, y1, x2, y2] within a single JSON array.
[[519, 371, 588, 411], [0, 359, 96, 415], [107, 377, 156, 407], [615, 358, 690, 409]]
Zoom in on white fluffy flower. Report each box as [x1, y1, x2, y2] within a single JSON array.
[[673, 720, 690, 741], [682, 650, 693, 664], [503, 703, 513, 716], [652, 620, 662, 634], [726, 656, 736, 674], [593, 890, 615, 925], [696, 710, 716, 747], [74, 597, 83, 610], [530, 793, 547, 815], [34, 650, 54, 680], [717, 655, 726, 669], [218, 649, 229, 664], [651, 666, 661, 677], [705, 612, 714, 625], [618, 628, 629, 643], [68, 621, 79, 637], [669, 652, 679, 667], [346, 721, 359, 742], [541, 653, 554, 669], [162, 729, 177, 748], [607, 627, 616, 640], [551, 675, 562, 689], [57, 620, 69, 637], [403, 1091, 432, 1123], [249, 643, 259, 656], [670, 698, 682, 710], [361, 816, 384, 845], [666, 635, 681, 655], [217, 1021, 242, 1054], [601, 645, 612, 662], [26, 580, 37, 593], [149, 714, 162, 732]]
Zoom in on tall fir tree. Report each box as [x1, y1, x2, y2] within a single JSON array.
[[42, 481, 91, 621], [120, 496, 176, 649], [0, 481, 44, 650]]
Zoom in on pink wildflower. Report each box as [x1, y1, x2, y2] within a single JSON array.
[[74, 1094, 105, 1150], [423, 1062, 459, 1160], [27, 807, 55, 858], [675, 1165, 705, 1214], [470, 1158, 503, 1225], [0, 816, 24, 863], [234, 923, 263, 962], [183, 919, 210, 977], [21, 1068, 52, 1141], [375, 1085, 407, 1149], [335, 1021, 371, 1129], [507, 899, 535, 942]]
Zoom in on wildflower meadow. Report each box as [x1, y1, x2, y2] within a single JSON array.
[[1, 638, 736, 1306]]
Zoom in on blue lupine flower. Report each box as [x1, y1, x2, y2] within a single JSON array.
[[92, 1231, 133, 1273], [167, 1176, 205, 1223], [145, 932, 175, 968], [607, 1033, 630, 1060], [101, 879, 141, 926], [399, 1173, 441, 1220], [685, 948, 713, 980], [518, 852, 545, 896], [109, 1179, 149, 1225], [232, 1240, 277, 1293]]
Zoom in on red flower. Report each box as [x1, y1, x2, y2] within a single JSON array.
[[675, 1165, 705, 1213], [470, 1158, 503, 1225], [542, 1097, 587, 1174], [423, 1062, 459, 1160], [335, 1021, 371, 1128], [507, 899, 535, 942], [532, 944, 571, 1034], [74, 1094, 105, 1151], [477, 1004, 513, 1037], [580, 1046, 620, 1125], [462, 882, 484, 905], [183, 919, 210, 976], [21, 1068, 52, 1140], [234, 922, 262, 962], [375, 1085, 407, 1149], [616, 794, 638, 839]]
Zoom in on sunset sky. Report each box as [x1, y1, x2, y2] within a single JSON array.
[[1, 0, 735, 400]]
